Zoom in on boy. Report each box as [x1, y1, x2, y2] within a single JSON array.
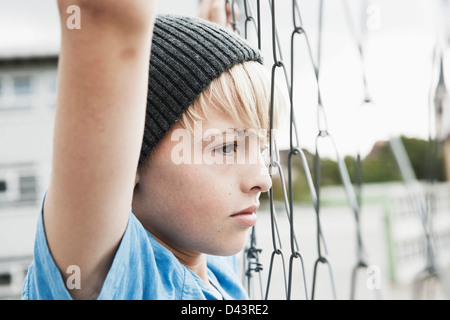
[[22, 0, 279, 300]]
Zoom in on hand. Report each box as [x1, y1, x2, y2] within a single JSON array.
[[198, 0, 239, 31]]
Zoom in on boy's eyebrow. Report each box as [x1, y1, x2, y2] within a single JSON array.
[[201, 129, 268, 150], [202, 128, 236, 140], [202, 128, 261, 140]]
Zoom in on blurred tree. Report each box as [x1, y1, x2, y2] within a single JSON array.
[[360, 141, 401, 183], [265, 136, 446, 203], [400, 136, 446, 182]]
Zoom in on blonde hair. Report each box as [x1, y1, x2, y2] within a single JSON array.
[[179, 61, 282, 139]]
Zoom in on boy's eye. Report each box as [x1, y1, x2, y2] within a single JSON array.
[[216, 142, 238, 155]]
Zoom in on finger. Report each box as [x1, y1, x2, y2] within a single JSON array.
[[198, 0, 213, 19], [230, 1, 240, 21]]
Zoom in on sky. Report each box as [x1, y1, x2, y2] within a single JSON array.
[[0, 0, 449, 158], [252, 0, 450, 158]]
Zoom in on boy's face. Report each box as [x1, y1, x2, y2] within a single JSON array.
[[132, 107, 272, 256]]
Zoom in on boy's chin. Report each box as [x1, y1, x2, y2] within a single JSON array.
[[204, 240, 248, 257]]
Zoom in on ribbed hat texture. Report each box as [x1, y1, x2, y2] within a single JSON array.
[[139, 14, 263, 164]]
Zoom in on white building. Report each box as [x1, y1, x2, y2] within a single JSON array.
[[0, 53, 58, 298], [0, 0, 199, 299]]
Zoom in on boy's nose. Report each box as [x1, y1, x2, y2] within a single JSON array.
[[240, 154, 272, 194]]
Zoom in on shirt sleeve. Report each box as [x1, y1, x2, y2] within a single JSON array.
[[22, 195, 76, 299]]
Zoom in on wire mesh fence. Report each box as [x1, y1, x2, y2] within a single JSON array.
[[229, 0, 450, 300]]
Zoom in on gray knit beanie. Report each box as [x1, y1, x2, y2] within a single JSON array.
[[139, 14, 263, 164]]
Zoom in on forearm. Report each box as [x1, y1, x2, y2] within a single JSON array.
[[53, 0, 157, 189]]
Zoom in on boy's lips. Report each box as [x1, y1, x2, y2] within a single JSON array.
[[230, 204, 259, 227]]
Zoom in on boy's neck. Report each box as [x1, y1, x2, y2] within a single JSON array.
[[176, 252, 209, 282], [150, 232, 209, 283]]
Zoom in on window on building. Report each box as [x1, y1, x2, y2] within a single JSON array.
[[0, 180, 6, 193], [48, 73, 58, 109], [0, 165, 38, 207], [0, 77, 8, 110], [19, 175, 37, 202], [4, 75, 34, 110], [49, 73, 57, 93], [13, 76, 32, 96]]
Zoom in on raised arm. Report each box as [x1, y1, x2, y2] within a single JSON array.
[[44, 0, 158, 299]]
